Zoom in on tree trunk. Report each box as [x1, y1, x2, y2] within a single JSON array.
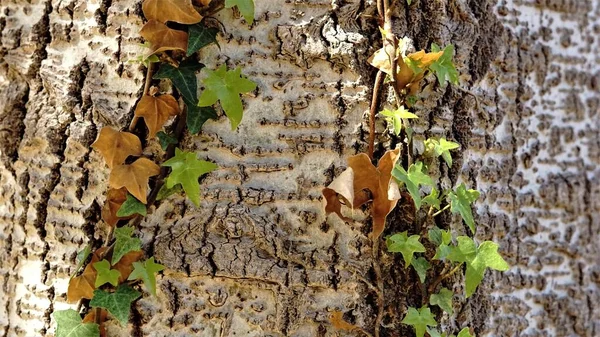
[[0, 0, 598, 336]]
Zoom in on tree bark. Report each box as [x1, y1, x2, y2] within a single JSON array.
[[0, 0, 598, 336]]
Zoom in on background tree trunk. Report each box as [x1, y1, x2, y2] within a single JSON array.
[[0, 0, 598, 336]]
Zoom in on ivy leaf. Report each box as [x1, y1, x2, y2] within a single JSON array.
[[116, 194, 147, 217], [379, 106, 418, 136], [457, 328, 475, 337], [101, 188, 135, 227], [93, 259, 121, 288], [108, 158, 160, 204], [187, 22, 219, 56], [448, 184, 480, 234], [134, 94, 180, 138], [430, 287, 454, 314], [224, 0, 255, 24], [140, 20, 188, 55], [153, 59, 204, 106], [429, 227, 453, 260], [89, 285, 141, 326], [162, 148, 218, 206], [392, 161, 433, 209], [73, 245, 92, 278], [91, 127, 142, 169], [430, 43, 459, 86], [402, 306, 437, 337], [187, 105, 217, 134], [407, 0, 412, 5], [112, 251, 144, 283], [127, 257, 165, 296], [53, 309, 100, 337], [156, 183, 183, 201], [411, 257, 430, 283], [112, 226, 142, 265], [68, 249, 103, 303], [447, 236, 477, 264], [386, 231, 426, 267], [198, 65, 256, 130], [422, 188, 441, 210], [426, 138, 460, 167], [322, 150, 401, 239], [156, 131, 178, 151], [142, 0, 202, 24]]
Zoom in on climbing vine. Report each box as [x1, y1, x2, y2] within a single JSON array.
[[52, 0, 255, 335], [324, 1, 509, 337]]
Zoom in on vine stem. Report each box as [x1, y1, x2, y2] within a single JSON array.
[[372, 238, 384, 337], [432, 204, 451, 217], [368, 71, 384, 160], [129, 62, 155, 131], [428, 263, 463, 295]]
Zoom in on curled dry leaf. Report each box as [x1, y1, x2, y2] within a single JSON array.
[[322, 149, 401, 239], [142, 0, 202, 24], [83, 309, 108, 337], [134, 94, 180, 138], [140, 20, 188, 55], [108, 158, 160, 204], [67, 247, 107, 303], [91, 127, 142, 169], [330, 311, 359, 331], [101, 188, 134, 227]]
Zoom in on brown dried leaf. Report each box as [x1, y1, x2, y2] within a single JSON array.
[[330, 311, 358, 331], [91, 127, 142, 169], [83, 309, 108, 337], [134, 94, 180, 138], [142, 0, 202, 24], [322, 149, 401, 238], [140, 20, 188, 55], [101, 188, 134, 227], [67, 248, 107, 303], [108, 158, 160, 204], [113, 251, 144, 283]]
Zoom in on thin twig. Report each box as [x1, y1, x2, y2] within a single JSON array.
[[368, 71, 385, 159], [129, 63, 155, 131], [432, 204, 451, 217]]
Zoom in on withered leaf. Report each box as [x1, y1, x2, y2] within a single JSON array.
[[67, 248, 107, 303], [140, 20, 188, 55], [330, 311, 359, 331], [92, 127, 142, 169], [134, 94, 180, 138], [108, 158, 160, 204], [101, 188, 134, 227], [322, 149, 401, 239], [142, 0, 202, 24], [113, 250, 144, 283], [83, 309, 108, 337]]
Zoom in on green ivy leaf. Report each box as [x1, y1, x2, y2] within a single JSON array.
[[93, 259, 121, 288], [72, 245, 92, 278], [379, 106, 418, 136], [127, 256, 165, 296], [411, 257, 430, 283], [111, 226, 142, 265], [457, 328, 475, 337], [402, 306, 437, 337], [430, 287, 454, 314], [156, 131, 177, 151], [448, 184, 480, 234], [225, 0, 255, 24], [448, 237, 509, 297], [406, 0, 413, 5], [386, 231, 426, 267], [116, 194, 147, 217], [198, 65, 256, 130], [392, 161, 433, 209], [89, 285, 141, 326], [187, 105, 217, 134], [162, 148, 218, 206], [156, 183, 183, 201], [430, 43, 459, 86], [429, 227, 453, 260], [53, 309, 100, 337], [426, 138, 460, 167], [187, 22, 219, 56], [153, 59, 204, 106], [422, 188, 441, 210]]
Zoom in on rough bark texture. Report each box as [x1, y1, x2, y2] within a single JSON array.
[[0, 0, 599, 336]]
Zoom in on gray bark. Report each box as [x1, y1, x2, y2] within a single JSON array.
[[0, 0, 598, 336]]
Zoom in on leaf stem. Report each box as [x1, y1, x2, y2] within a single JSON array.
[[428, 263, 463, 295], [129, 62, 155, 132], [368, 71, 384, 160], [432, 204, 451, 217]]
